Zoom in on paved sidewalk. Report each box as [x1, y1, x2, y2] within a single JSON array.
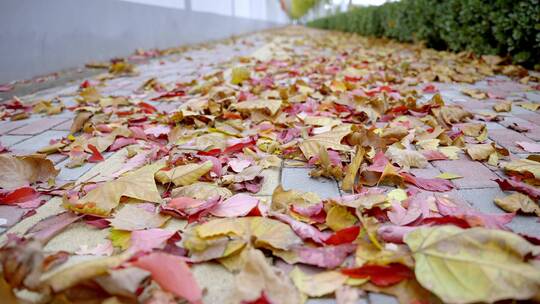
[[0, 26, 539, 303]]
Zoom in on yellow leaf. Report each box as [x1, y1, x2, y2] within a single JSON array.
[[231, 67, 250, 85], [233, 99, 282, 116], [435, 172, 462, 180], [355, 239, 413, 267], [385, 146, 428, 170], [493, 101, 511, 112], [405, 226, 540, 303], [439, 146, 461, 160], [271, 185, 320, 212], [299, 124, 352, 160], [171, 182, 233, 201], [109, 229, 131, 250], [155, 161, 213, 186], [64, 162, 164, 216], [504, 158, 540, 179], [230, 248, 301, 304], [43, 253, 130, 292], [387, 189, 407, 202], [494, 193, 540, 216], [188, 217, 302, 251], [290, 267, 347, 297], [465, 143, 495, 161], [109, 204, 170, 230], [520, 102, 540, 112], [342, 146, 365, 191], [326, 205, 357, 231]]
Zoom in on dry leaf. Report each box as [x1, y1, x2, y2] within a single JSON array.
[[0, 154, 58, 189], [231, 248, 301, 304], [405, 226, 540, 303], [155, 161, 213, 186], [290, 267, 347, 297], [494, 192, 540, 216], [64, 162, 164, 216]]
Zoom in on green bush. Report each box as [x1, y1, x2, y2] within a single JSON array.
[[307, 0, 540, 68]]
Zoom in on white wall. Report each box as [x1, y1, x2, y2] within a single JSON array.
[[0, 0, 288, 83]]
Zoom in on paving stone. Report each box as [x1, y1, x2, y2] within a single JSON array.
[[281, 167, 340, 199], [458, 188, 540, 236], [488, 129, 534, 153], [432, 159, 498, 189], [55, 159, 94, 182], [368, 293, 398, 304], [516, 112, 540, 127], [409, 167, 442, 179], [9, 117, 68, 135], [51, 119, 72, 131], [0, 120, 30, 134], [10, 130, 66, 153], [0, 135, 31, 146], [47, 153, 68, 165]]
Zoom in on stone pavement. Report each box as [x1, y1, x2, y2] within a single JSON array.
[[0, 26, 539, 303]]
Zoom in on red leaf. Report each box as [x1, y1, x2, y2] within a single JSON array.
[[422, 84, 438, 93], [341, 263, 413, 286], [401, 173, 454, 192], [197, 148, 222, 156], [138, 102, 157, 114], [418, 216, 471, 229], [495, 178, 540, 200], [87, 144, 104, 163], [242, 292, 272, 304], [223, 137, 256, 154], [296, 243, 356, 268], [151, 89, 185, 101], [132, 252, 202, 303], [0, 187, 38, 204], [324, 226, 360, 245]]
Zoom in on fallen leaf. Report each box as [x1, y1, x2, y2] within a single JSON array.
[[326, 205, 358, 231], [64, 162, 164, 216], [494, 192, 540, 216], [130, 228, 175, 253], [342, 146, 365, 191], [210, 193, 259, 217], [385, 146, 428, 170], [495, 178, 540, 200], [231, 248, 301, 304], [290, 267, 347, 297], [109, 204, 169, 231], [133, 252, 202, 303], [0, 154, 58, 189], [341, 263, 413, 287], [435, 172, 462, 180], [504, 158, 540, 179], [405, 226, 540, 303], [401, 173, 454, 192], [296, 243, 356, 268], [155, 161, 213, 186]]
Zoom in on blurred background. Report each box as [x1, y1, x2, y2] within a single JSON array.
[[0, 0, 388, 83]]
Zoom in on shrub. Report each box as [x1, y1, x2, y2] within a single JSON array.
[[307, 0, 540, 68]]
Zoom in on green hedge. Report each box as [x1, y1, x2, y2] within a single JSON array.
[[307, 0, 540, 69]]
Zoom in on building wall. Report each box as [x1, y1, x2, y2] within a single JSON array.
[[0, 0, 288, 83]]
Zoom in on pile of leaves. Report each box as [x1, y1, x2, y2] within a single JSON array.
[[0, 27, 539, 304]]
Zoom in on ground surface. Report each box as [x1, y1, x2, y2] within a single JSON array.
[[0, 26, 539, 303]]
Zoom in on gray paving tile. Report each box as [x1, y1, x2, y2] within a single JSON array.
[[56, 159, 94, 182], [281, 167, 340, 199], [0, 135, 31, 146], [368, 293, 398, 304], [458, 188, 540, 236], [10, 130, 67, 152]]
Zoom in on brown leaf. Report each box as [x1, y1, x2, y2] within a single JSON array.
[[0, 154, 59, 189]]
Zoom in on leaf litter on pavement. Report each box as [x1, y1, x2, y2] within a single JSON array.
[[0, 26, 540, 303]]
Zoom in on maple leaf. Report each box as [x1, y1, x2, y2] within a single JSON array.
[[64, 162, 164, 216]]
